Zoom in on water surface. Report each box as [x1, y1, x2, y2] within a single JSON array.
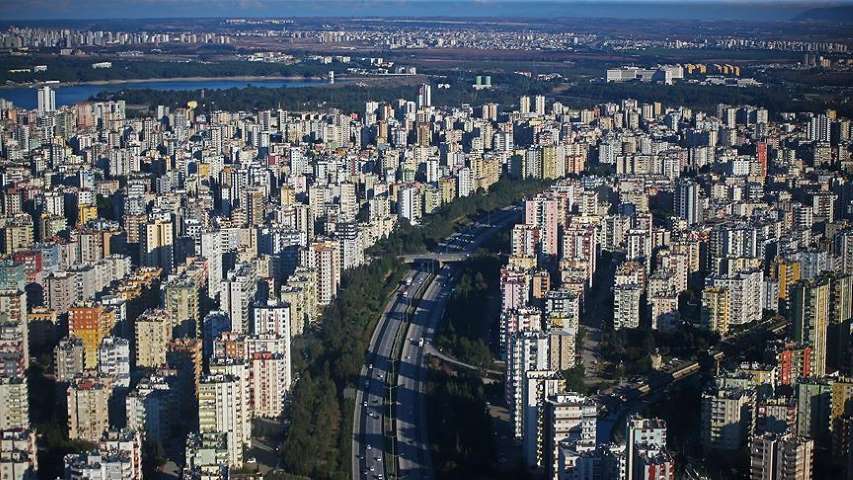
[[0, 78, 323, 109]]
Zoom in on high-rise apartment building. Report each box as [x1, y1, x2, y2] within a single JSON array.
[[828, 273, 853, 375], [198, 374, 250, 468], [750, 432, 813, 480], [701, 386, 756, 452], [0, 429, 38, 479], [249, 352, 290, 418], [542, 393, 598, 480], [125, 374, 176, 446], [36, 86, 55, 114], [525, 195, 559, 258], [711, 269, 764, 327], [252, 300, 291, 338], [0, 289, 28, 375], [675, 177, 703, 225], [140, 219, 174, 273], [67, 374, 112, 442], [134, 309, 172, 369], [626, 416, 675, 480], [98, 336, 130, 388], [309, 239, 340, 307], [417, 83, 431, 109], [220, 262, 258, 335], [790, 277, 830, 376], [64, 451, 134, 479], [69, 304, 115, 370], [831, 378, 853, 461], [184, 432, 230, 478], [163, 277, 201, 338], [54, 336, 86, 383], [506, 331, 549, 441], [0, 376, 29, 430], [99, 429, 143, 480], [614, 283, 643, 330], [702, 286, 731, 335], [166, 339, 203, 435]]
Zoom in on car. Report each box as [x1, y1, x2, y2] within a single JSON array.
[[377, 373, 383, 379], [366, 444, 372, 450], [370, 466, 375, 472], [363, 401, 368, 407]]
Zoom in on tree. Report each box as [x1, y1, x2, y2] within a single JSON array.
[[562, 365, 588, 393]]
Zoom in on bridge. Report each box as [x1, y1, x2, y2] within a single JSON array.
[[399, 252, 470, 266]]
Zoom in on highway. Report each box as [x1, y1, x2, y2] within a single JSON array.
[[394, 205, 522, 479], [395, 267, 448, 480], [353, 269, 430, 480], [353, 204, 522, 480]]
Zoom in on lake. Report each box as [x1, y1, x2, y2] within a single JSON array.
[[0, 78, 324, 110]]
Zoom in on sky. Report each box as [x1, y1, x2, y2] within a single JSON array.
[[0, 0, 848, 21]]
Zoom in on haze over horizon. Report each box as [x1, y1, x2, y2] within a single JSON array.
[[1, 0, 851, 22]]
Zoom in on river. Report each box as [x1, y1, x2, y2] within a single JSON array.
[[0, 78, 324, 110]]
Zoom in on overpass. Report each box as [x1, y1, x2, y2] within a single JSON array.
[[399, 252, 470, 266]]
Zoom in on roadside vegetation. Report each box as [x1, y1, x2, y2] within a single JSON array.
[[435, 255, 503, 369], [278, 178, 549, 478]]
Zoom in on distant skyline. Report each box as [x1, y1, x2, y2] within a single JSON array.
[[1, 0, 852, 22]]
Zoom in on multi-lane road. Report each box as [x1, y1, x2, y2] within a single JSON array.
[[352, 204, 522, 480], [354, 200, 791, 480], [353, 269, 430, 480], [394, 267, 450, 480]]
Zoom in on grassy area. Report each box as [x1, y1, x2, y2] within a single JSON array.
[[622, 47, 800, 63]]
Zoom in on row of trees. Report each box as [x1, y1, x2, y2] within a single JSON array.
[[280, 254, 404, 479], [89, 59, 851, 121], [278, 179, 550, 478], [370, 178, 550, 257], [555, 80, 852, 118], [100, 70, 549, 118]]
